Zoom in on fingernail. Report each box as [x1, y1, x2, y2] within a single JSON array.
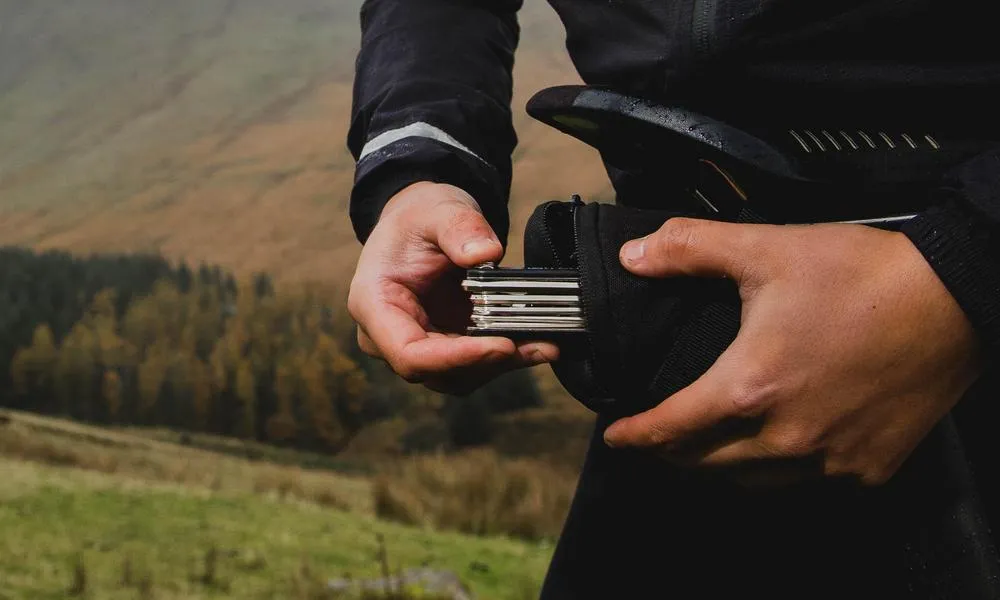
[[621, 238, 646, 264], [527, 352, 546, 366], [462, 238, 498, 257], [526, 345, 555, 366], [603, 423, 622, 448]]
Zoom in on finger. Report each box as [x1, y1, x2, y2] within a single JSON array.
[[602, 331, 777, 451], [603, 369, 734, 450], [684, 437, 783, 468], [356, 327, 383, 359], [355, 283, 517, 382], [423, 341, 559, 395], [427, 203, 504, 269], [383, 309, 518, 382], [512, 341, 561, 367], [669, 433, 825, 487], [619, 217, 770, 282], [423, 341, 560, 395]]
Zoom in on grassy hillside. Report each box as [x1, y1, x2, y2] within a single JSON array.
[[0, 11, 604, 596], [0, 458, 552, 600], [0, 409, 569, 599], [0, 408, 375, 512], [0, 0, 612, 280]]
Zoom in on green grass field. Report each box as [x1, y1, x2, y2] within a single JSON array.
[[0, 457, 553, 600], [0, 411, 568, 599]]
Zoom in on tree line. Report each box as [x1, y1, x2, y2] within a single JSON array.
[[1, 247, 542, 453]]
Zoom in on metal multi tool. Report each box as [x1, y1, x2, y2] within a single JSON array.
[[462, 264, 586, 340]]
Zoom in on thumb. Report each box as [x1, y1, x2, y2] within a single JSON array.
[[620, 217, 763, 281], [430, 199, 504, 268]]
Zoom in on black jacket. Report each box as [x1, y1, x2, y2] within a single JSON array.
[[348, 0, 1000, 356], [348, 2, 1000, 597]]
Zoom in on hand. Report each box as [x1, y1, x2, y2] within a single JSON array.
[[603, 218, 982, 486], [348, 182, 559, 395]]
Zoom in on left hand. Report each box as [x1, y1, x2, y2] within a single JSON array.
[[603, 218, 983, 487]]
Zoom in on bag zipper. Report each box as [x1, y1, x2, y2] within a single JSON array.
[[569, 196, 612, 407], [538, 195, 583, 270]]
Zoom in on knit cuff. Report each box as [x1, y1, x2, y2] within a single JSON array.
[[902, 201, 1000, 358]]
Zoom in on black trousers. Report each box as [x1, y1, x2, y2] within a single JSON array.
[[539, 377, 1000, 600]]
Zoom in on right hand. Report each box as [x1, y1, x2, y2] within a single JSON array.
[[348, 181, 559, 395]]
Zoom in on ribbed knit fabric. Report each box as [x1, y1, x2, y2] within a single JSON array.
[[903, 184, 1000, 361]]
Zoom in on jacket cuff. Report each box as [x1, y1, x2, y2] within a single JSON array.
[[901, 201, 1000, 358], [349, 138, 511, 246]]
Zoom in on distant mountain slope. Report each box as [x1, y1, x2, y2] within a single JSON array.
[[0, 0, 611, 281]]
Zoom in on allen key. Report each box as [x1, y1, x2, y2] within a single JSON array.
[[462, 265, 588, 342]]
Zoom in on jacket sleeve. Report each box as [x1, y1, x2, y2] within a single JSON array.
[[347, 0, 523, 246], [901, 148, 1000, 360]]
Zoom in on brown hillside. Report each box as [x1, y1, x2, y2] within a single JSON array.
[[0, 0, 612, 282]]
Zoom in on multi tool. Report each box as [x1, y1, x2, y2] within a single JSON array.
[[462, 264, 586, 341]]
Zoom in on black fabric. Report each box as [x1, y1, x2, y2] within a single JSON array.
[[523, 200, 741, 418], [524, 198, 1000, 599], [348, 0, 522, 245], [902, 201, 1000, 362], [900, 150, 1000, 362], [540, 406, 1000, 600], [349, 137, 511, 245]]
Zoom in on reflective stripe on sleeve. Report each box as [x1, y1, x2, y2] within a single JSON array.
[[358, 121, 485, 163]]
